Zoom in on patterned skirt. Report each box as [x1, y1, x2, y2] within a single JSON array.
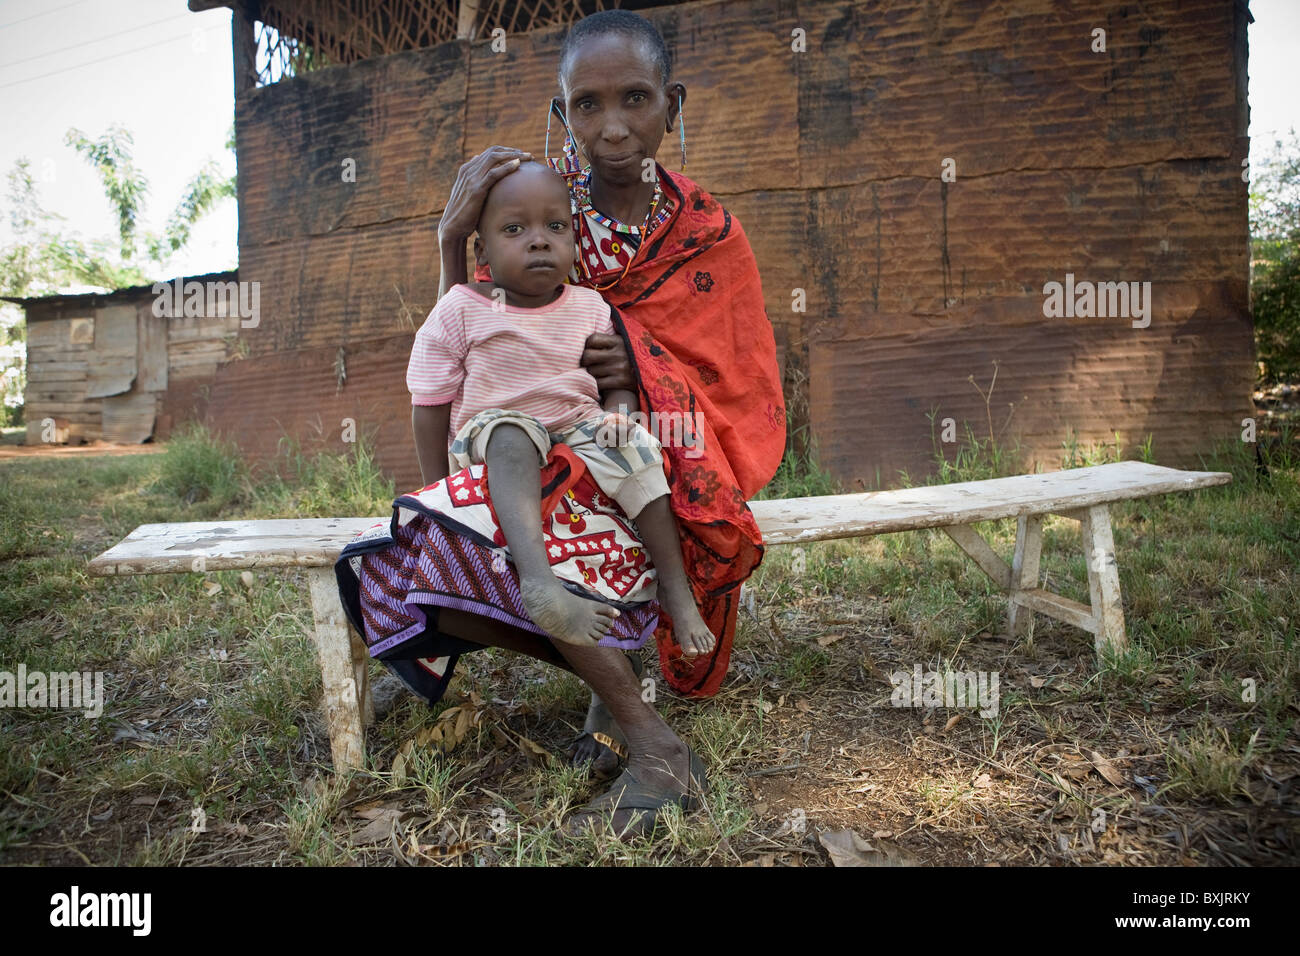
[[335, 457, 660, 705]]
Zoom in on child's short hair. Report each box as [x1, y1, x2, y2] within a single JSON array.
[[475, 160, 565, 236]]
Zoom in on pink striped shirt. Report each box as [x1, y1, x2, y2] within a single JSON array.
[[407, 283, 614, 439]]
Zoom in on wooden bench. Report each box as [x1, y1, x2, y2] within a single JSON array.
[[88, 461, 1230, 770]]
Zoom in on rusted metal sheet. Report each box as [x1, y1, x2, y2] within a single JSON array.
[[212, 0, 1252, 489], [205, 334, 423, 491], [235, 223, 437, 357], [794, 0, 1239, 189], [808, 279, 1253, 487], [235, 45, 468, 248]]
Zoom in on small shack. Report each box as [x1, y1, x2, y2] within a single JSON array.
[[6, 271, 242, 445]]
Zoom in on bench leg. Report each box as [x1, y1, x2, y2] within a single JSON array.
[[1080, 505, 1128, 657], [1007, 514, 1043, 637], [353, 625, 375, 727], [306, 566, 367, 770]]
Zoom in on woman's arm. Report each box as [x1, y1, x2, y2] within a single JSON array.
[[412, 404, 452, 486], [437, 147, 532, 300], [437, 236, 468, 302]]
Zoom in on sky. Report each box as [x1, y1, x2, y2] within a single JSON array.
[[0, 0, 1296, 289]]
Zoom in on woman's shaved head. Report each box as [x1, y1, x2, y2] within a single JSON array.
[[558, 9, 672, 94]]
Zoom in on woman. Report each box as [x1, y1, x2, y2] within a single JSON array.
[[337, 9, 785, 836]]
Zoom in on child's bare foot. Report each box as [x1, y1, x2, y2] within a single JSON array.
[[519, 575, 620, 645], [663, 593, 716, 658]]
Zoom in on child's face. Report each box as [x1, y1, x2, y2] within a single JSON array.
[[473, 163, 575, 298]]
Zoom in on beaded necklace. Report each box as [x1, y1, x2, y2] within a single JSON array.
[[570, 167, 673, 290]]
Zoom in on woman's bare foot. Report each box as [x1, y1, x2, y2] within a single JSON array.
[[519, 575, 619, 645], [662, 592, 716, 658]]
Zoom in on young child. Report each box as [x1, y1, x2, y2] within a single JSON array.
[[408, 160, 717, 657]]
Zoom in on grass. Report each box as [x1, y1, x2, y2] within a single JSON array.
[[0, 422, 1297, 866]]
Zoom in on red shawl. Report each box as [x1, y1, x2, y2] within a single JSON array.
[[475, 166, 786, 696]]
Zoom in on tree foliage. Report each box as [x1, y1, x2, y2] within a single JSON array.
[[0, 126, 235, 426], [1250, 129, 1300, 383]]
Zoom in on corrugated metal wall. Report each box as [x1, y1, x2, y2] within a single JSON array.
[[212, 0, 1254, 493]]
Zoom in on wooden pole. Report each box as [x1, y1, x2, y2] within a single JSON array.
[[457, 0, 480, 40], [231, 2, 256, 95]]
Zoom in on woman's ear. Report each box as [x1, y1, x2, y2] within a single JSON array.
[[551, 96, 566, 124], [666, 83, 687, 131]]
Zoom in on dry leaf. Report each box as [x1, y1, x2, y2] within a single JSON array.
[[514, 734, 552, 764], [795, 698, 811, 713], [1088, 750, 1126, 787], [351, 807, 407, 845], [204, 581, 222, 597], [819, 828, 918, 867], [1029, 675, 1048, 688], [354, 800, 404, 820], [130, 794, 171, 806], [816, 633, 845, 647], [972, 773, 992, 789], [391, 750, 408, 785], [239, 571, 255, 589], [755, 699, 774, 714], [943, 714, 964, 732], [1060, 755, 1092, 780]]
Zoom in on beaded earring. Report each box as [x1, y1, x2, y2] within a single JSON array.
[[677, 93, 686, 168], [545, 100, 587, 177]]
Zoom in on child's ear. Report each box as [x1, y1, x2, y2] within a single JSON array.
[[472, 234, 486, 265]]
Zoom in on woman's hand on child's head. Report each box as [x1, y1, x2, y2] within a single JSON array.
[[440, 146, 534, 244]]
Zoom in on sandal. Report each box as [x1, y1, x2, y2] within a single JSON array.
[[564, 747, 708, 839], [568, 653, 643, 778]]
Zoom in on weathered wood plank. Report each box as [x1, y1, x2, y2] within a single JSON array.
[[1008, 587, 1096, 632], [88, 517, 381, 575], [1007, 514, 1044, 636], [941, 524, 1011, 589], [306, 566, 366, 770], [750, 462, 1230, 545], [88, 463, 1231, 576], [1081, 504, 1129, 656], [85, 305, 137, 399], [101, 390, 156, 444]]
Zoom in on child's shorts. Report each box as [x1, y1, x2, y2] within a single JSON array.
[[449, 408, 668, 519]]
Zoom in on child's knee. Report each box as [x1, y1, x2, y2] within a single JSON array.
[[484, 422, 540, 461]]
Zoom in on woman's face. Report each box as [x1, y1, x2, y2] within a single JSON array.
[[557, 33, 684, 187]]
